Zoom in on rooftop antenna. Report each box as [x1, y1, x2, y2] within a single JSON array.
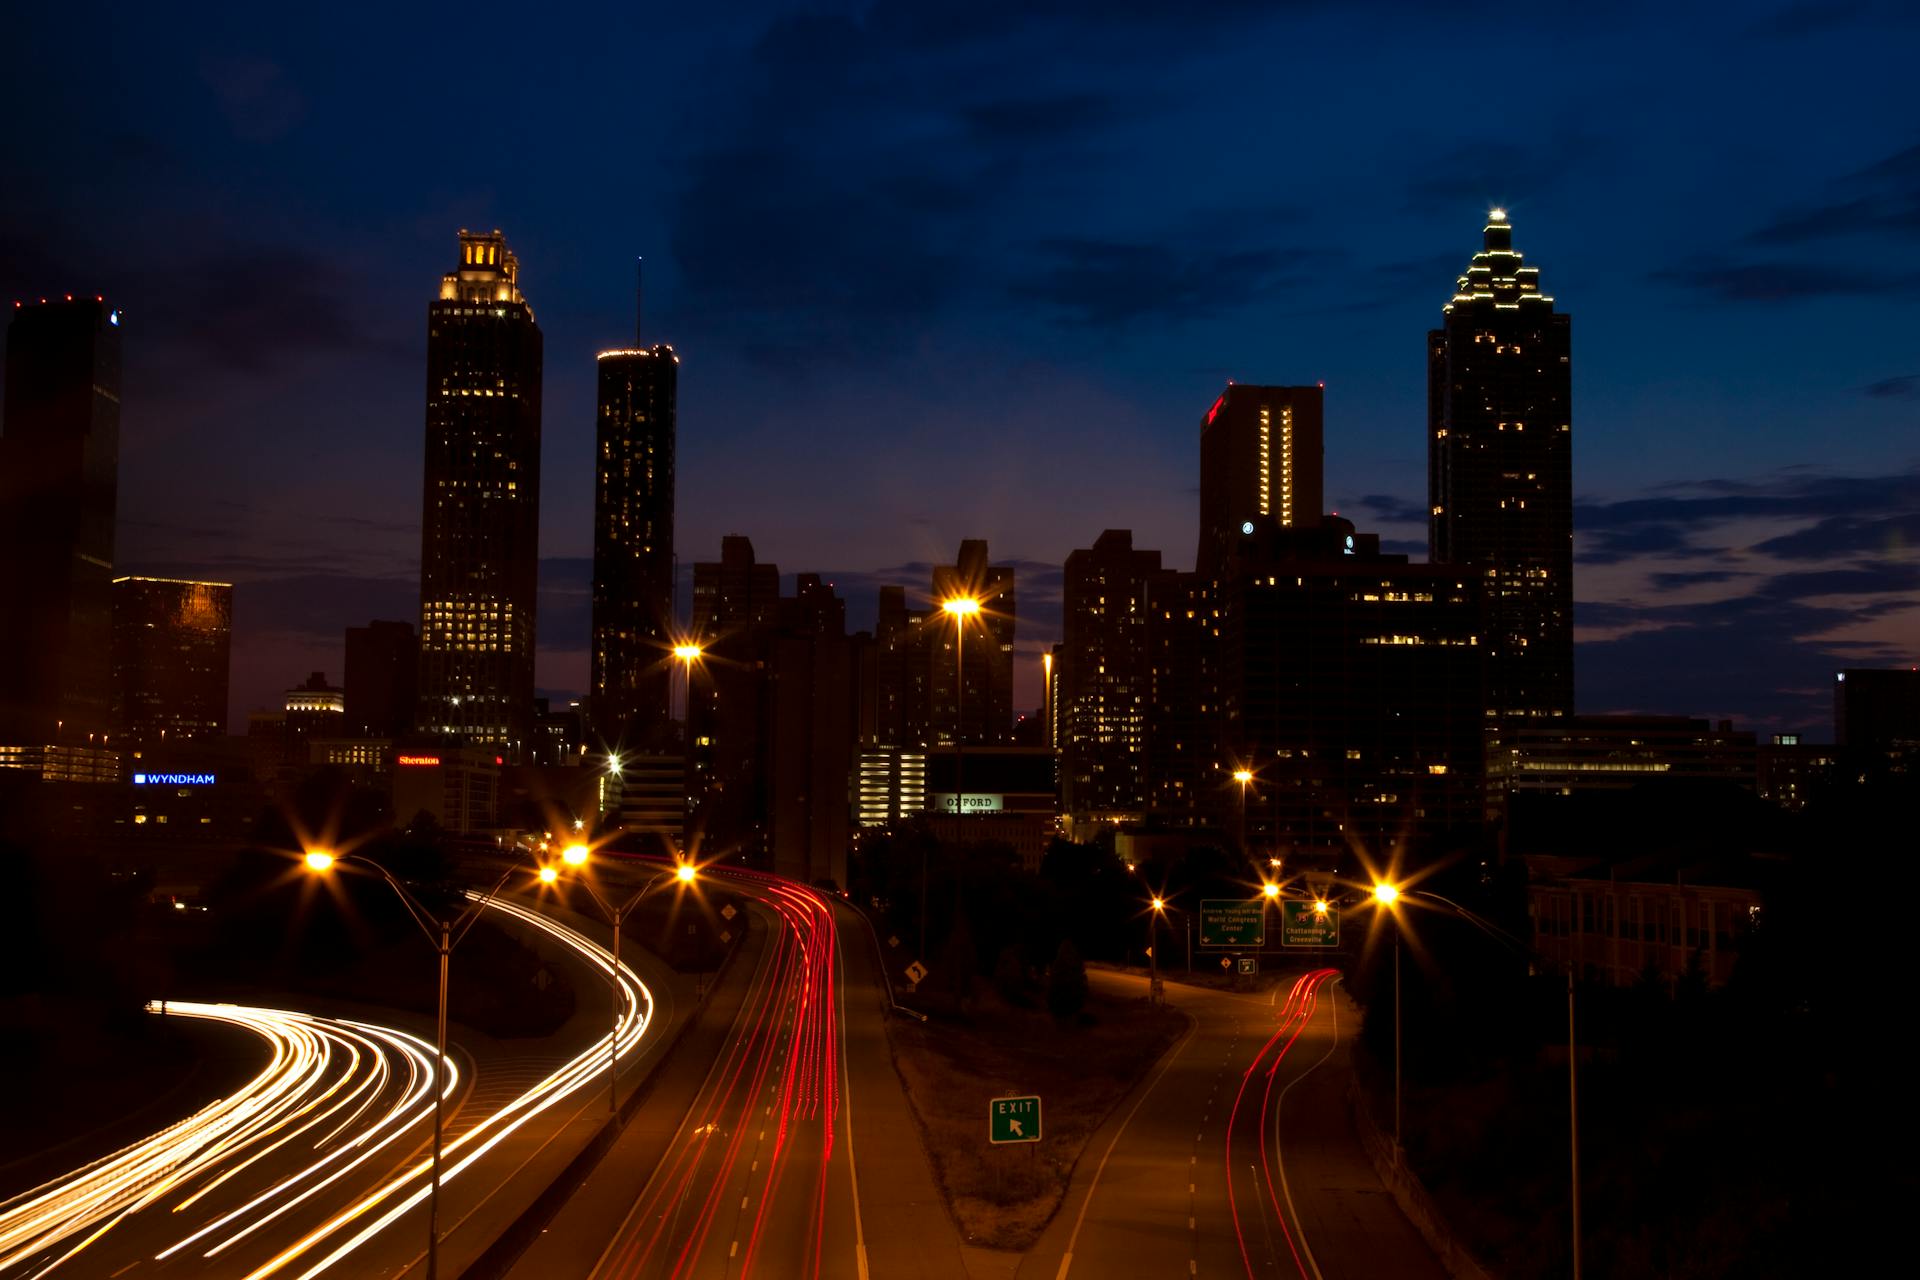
[[635, 255, 644, 347]]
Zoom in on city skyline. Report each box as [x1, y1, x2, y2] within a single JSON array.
[[3, 3, 1915, 737]]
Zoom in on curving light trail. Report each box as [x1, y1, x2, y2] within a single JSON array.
[[1226, 966, 1342, 1280], [594, 868, 846, 1280], [0, 890, 658, 1279], [0, 1001, 448, 1278]]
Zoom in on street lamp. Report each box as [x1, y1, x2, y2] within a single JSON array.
[[1232, 768, 1253, 856], [540, 852, 697, 1117], [1407, 888, 1583, 1280], [1372, 879, 1404, 1151], [1148, 896, 1167, 1003], [672, 642, 703, 726], [302, 850, 524, 1280], [927, 595, 982, 957]]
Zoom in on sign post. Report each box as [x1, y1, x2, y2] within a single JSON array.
[[1199, 900, 1266, 949], [1281, 902, 1341, 948], [989, 1095, 1042, 1144]]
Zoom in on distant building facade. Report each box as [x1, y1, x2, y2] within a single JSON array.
[[930, 540, 1015, 745], [590, 343, 678, 749], [1835, 668, 1920, 752], [1511, 716, 1757, 795], [1197, 383, 1323, 576], [1060, 530, 1164, 820], [0, 297, 121, 747], [416, 230, 543, 758], [1428, 210, 1573, 743], [344, 620, 417, 738], [111, 577, 232, 747]]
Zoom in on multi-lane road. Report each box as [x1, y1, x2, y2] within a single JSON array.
[[6, 864, 1444, 1280], [0, 891, 662, 1280]]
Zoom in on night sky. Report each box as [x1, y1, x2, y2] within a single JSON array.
[[4, 2, 1916, 739]]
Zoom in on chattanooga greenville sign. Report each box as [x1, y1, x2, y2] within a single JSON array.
[[132, 773, 216, 786]]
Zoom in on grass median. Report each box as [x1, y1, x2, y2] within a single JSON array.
[[886, 985, 1184, 1250]]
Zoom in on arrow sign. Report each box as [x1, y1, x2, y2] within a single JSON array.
[[989, 1095, 1042, 1144], [905, 960, 928, 985]]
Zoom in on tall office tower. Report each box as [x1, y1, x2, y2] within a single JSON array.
[[690, 534, 780, 637], [1217, 516, 1486, 863], [766, 575, 853, 888], [1197, 383, 1323, 577], [1060, 530, 1166, 819], [111, 577, 232, 746], [867, 585, 931, 748], [1428, 210, 1573, 738], [1144, 571, 1219, 823], [930, 539, 1015, 745], [590, 341, 678, 749], [344, 619, 418, 738], [416, 229, 543, 759], [686, 536, 781, 859], [0, 298, 121, 746]]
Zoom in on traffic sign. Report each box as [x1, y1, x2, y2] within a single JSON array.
[[990, 1095, 1042, 1144], [1237, 956, 1258, 975], [1199, 899, 1266, 948], [906, 960, 928, 985], [1281, 902, 1340, 948], [721, 903, 737, 921], [1219, 956, 1231, 971]]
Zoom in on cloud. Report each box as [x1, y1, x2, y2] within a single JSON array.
[[1350, 493, 1429, 525], [200, 54, 305, 142], [1576, 522, 1712, 566], [1650, 258, 1920, 303], [1748, 139, 1920, 245], [1865, 374, 1920, 399], [1011, 238, 1312, 328], [1647, 569, 1750, 591], [1752, 514, 1920, 559], [1576, 468, 1920, 530]]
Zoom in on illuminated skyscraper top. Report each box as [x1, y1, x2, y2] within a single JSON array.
[[416, 229, 544, 757], [1428, 210, 1573, 741], [1197, 383, 1324, 577]]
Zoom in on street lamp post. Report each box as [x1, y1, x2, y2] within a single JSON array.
[[1233, 769, 1253, 858], [1370, 880, 1403, 1150], [672, 642, 703, 728], [931, 596, 981, 957], [302, 850, 522, 1280], [1407, 888, 1582, 1280], [1148, 897, 1166, 1004], [546, 847, 696, 1117]]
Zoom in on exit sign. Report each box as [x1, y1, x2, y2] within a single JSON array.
[[989, 1095, 1042, 1144]]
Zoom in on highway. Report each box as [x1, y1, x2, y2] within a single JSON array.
[[0, 891, 663, 1280], [1025, 967, 1445, 1280]]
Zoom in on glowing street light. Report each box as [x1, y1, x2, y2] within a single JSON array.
[[302, 851, 523, 1280], [1372, 881, 1401, 906], [1232, 767, 1254, 856], [540, 859, 698, 1117], [1232, 769, 1253, 784], [925, 595, 984, 958], [1371, 878, 1405, 1150], [1262, 882, 1280, 900], [1313, 899, 1330, 915]]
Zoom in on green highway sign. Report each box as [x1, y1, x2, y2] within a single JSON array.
[[990, 1095, 1042, 1144], [1199, 899, 1266, 948], [1281, 901, 1340, 948]]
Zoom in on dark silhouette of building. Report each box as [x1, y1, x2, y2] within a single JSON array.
[[1060, 530, 1166, 819], [684, 543, 854, 881], [590, 341, 678, 749], [1216, 516, 1486, 863], [1428, 210, 1573, 742], [0, 297, 120, 747], [1143, 572, 1218, 825], [1198, 383, 1323, 576], [930, 539, 1015, 745], [344, 619, 417, 738], [1835, 668, 1920, 751], [766, 575, 853, 888], [111, 576, 232, 747], [416, 230, 543, 759], [865, 585, 928, 748]]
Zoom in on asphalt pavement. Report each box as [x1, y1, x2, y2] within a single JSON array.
[[1020, 967, 1446, 1280]]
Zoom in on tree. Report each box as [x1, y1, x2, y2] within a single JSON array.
[[1047, 940, 1088, 1022]]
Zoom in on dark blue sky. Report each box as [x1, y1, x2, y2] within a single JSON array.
[[5, 1, 1916, 737]]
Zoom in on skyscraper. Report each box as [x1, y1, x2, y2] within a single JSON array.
[[111, 576, 232, 746], [1060, 530, 1165, 819], [344, 619, 417, 738], [590, 341, 678, 749], [0, 297, 121, 746], [930, 539, 1015, 745], [1197, 383, 1323, 576], [1428, 210, 1573, 739], [416, 230, 544, 758]]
